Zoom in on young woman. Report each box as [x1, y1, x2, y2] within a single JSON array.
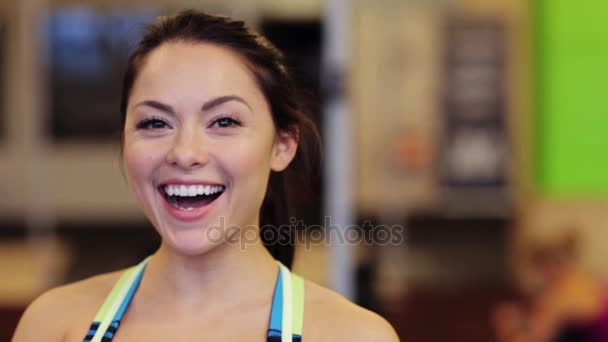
[[13, 9, 399, 342]]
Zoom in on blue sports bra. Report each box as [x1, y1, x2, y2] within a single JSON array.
[[82, 258, 304, 341]]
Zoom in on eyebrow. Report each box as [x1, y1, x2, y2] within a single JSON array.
[[201, 95, 252, 112], [136, 100, 175, 115], [134, 95, 252, 115]]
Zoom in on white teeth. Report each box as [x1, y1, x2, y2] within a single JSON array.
[[164, 184, 225, 197]]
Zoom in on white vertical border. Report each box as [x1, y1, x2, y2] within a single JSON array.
[[323, 0, 355, 300]]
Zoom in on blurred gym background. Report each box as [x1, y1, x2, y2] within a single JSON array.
[[2, 0, 608, 341]]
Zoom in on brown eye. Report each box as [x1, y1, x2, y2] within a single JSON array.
[[211, 117, 241, 129], [136, 118, 170, 130]]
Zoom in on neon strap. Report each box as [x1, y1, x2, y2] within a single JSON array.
[[268, 261, 305, 341], [86, 257, 149, 342]]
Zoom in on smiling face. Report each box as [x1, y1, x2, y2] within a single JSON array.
[[123, 42, 297, 256]]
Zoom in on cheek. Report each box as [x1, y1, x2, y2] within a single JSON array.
[[123, 139, 164, 185], [218, 139, 274, 201], [223, 138, 274, 177]]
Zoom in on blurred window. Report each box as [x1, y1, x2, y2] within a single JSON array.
[[47, 8, 159, 141]]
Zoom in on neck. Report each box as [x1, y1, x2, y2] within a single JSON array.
[[142, 231, 279, 313]]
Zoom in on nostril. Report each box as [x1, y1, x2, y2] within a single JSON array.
[[166, 145, 209, 169]]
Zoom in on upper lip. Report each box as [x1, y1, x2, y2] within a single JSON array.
[[159, 179, 226, 187]]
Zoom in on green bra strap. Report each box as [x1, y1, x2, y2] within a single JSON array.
[[290, 271, 305, 337]]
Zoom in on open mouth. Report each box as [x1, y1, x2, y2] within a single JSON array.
[[159, 184, 226, 211]]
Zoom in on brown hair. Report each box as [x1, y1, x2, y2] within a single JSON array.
[[120, 10, 321, 268]]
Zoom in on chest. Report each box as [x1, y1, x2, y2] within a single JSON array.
[[114, 318, 269, 342], [65, 309, 271, 342]]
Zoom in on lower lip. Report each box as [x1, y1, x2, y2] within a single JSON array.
[[159, 190, 223, 222]]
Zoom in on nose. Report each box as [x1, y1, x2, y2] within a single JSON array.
[[165, 126, 209, 170]]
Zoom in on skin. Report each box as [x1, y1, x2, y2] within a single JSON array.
[[12, 42, 400, 342]]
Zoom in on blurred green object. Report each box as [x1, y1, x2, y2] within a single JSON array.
[[535, 0, 608, 195]]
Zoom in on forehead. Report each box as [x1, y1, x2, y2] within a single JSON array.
[[129, 41, 265, 109]]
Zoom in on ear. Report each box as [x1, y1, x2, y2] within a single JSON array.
[[270, 128, 298, 172]]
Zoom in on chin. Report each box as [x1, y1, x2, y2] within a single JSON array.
[[160, 225, 222, 256]]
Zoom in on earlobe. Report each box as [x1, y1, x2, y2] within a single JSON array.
[[271, 129, 298, 172]]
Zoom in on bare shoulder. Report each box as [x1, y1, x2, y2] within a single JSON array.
[[12, 270, 122, 341], [303, 280, 400, 342]]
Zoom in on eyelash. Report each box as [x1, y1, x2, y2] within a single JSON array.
[[135, 116, 241, 130], [210, 116, 241, 129], [136, 117, 170, 130]]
